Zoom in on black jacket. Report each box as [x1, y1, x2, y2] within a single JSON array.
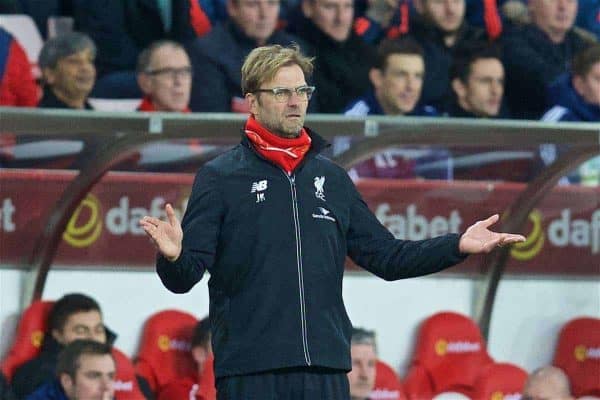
[[187, 21, 307, 112], [291, 16, 375, 113], [404, 15, 488, 111], [157, 128, 467, 378], [501, 24, 590, 119]]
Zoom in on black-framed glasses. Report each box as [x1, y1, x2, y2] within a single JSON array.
[[145, 66, 193, 80], [253, 85, 316, 102]]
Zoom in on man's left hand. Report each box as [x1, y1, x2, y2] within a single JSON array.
[[459, 214, 526, 254]]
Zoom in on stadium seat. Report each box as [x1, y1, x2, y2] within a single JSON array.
[[112, 347, 146, 400], [403, 311, 494, 399], [135, 309, 198, 393], [0, 300, 53, 380], [0, 14, 43, 76], [553, 317, 600, 397], [471, 362, 528, 400], [371, 360, 407, 400]]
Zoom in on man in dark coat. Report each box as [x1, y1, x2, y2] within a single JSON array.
[[290, 0, 375, 113], [401, 0, 489, 111], [187, 0, 305, 112], [502, 0, 591, 119]]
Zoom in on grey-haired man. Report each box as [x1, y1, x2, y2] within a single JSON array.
[[38, 32, 96, 110]]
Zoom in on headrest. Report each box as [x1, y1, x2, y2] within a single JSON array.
[[553, 317, 600, 397]]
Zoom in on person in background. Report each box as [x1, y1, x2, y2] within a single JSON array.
[[0, 27, 38, 107], [291, 0, 375, 113], [502, 0, 591, 119], [344, 38, 435, 116], [448, 43, 506, 118], [158, 318, 216, 400], [348, 328, 377, 400], [26, 340, 116, 400], [187, 0, 304, 112], [522, 366, 574, 400], [401, 0, 489, 111], [11, 294, 110, 398], [37, 32, 96, 110], [137, 40, 193, 112]]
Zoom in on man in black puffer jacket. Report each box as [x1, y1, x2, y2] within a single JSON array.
[[140, 44, 525, 400]]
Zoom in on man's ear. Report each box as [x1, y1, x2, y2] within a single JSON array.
[[302, 0, 314, 18], [137, 73, 152, 96], [572, 74, 585, 97], [451, 77, 466, 99], [369, 68, 383, 90], [60, 373, 74, 395], [247, 93, 259, 115], [191, 346, 209, 365], [413, 0, 425, 14], [226, 0, 239, 19], [51, 328, 65, 345], [42, 67, 56, 86]]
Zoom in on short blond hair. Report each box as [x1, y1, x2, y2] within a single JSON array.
[[241, 44, 314, 95]]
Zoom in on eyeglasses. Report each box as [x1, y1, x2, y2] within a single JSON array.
[[145, 66, 193, 80], [253, 85, 316, 102]]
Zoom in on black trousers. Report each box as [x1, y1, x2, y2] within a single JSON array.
[[216, 366, 350, 400]]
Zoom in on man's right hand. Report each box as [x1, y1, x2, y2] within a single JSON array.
[[139, 203, 183, 262]]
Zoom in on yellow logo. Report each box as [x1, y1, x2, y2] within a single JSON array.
[[158, 335, 170, 352], [575, 345, 587, 361], [511, 209, 545, 260], [435, 339, 448, 356], [31, 330, 44, 348], [491, 391, 504, 400], [63, 194, 103, 248]]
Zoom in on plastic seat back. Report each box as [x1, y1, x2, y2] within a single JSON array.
[[553, 317, 600, 397], [403, 312, 493, 399], [0, 300, 53, 380], [371, 360, 407, 400], [471, 362, 528, 400], [135, 309, 198, 393]]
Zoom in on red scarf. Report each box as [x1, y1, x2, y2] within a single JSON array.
[[245, 116, 311, 174], [137, 96, 191, 113]]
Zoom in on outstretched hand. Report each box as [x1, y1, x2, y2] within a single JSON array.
[[459, 214, 526, 254], [139, 203, 183, 262]]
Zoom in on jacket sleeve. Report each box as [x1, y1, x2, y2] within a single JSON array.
[[345, 175, 467, 281], [157, 165, 224, 293]]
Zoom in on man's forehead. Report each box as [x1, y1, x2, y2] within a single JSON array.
[[317, 0, 353, 7], [150, 46, 190, 67], [65, 310, 103, 325], [78, 354, 115, 372]]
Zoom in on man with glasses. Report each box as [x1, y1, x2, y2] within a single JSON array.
[[140, 44, 525, 399], [137, 40, 193, 112], [348, 328, 378, 400], [187, 0, 306, 112]]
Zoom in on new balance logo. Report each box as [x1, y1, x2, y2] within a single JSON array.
[[251, 180, 268, 203], [251, 180, 268, 193], [312, 207, 335, 222]]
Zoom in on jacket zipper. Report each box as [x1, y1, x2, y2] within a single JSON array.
[[285, 172, 312, 366]]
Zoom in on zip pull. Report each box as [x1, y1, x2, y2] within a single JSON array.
[[290, 175, 296, 185]]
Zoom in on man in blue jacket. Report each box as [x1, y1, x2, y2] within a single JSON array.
[[140, 44, 525, 399], [26, 340, 115, 400]]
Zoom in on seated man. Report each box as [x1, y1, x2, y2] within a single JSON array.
[[37, 32, 96, 109], [448, 43, 506, 118], [541, 44, 599, 186], [136, 40, 193, 112], [344, 38, 436, 117], [157, 317, 215, 400], [11, 294, 112, 399], [348, 327, 377, 400], [187, 0, 304, 112], [522, 366, 574, 400], [26, 340, 115, 400]]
